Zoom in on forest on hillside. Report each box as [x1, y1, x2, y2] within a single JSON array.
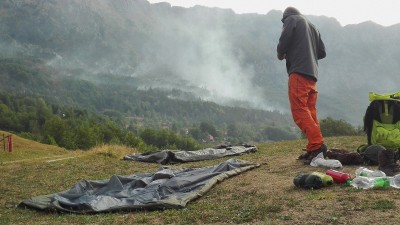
[[0, 58, 300, 149], [0, 89, 361, 151], [0, 91, 199, 151]]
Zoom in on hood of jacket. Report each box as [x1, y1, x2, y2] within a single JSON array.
[[281, 7, 301, 22]]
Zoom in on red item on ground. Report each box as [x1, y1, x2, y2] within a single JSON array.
[[326, 169, 351, 184]]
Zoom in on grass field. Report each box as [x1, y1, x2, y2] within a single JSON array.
[[1, 131, 400, 225]]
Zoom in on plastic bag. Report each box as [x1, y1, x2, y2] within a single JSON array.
[[310, 152, 342, 169]]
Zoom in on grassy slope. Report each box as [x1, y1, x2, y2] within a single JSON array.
[[1, 132, 399, 225]]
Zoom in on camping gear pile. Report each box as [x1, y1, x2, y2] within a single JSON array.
[[295, 91, 400, 189], [294, 167, 400, 189], [320, 92, 400, 173]]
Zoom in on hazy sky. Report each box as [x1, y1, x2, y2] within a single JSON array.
[[147, 0, 400, 26]]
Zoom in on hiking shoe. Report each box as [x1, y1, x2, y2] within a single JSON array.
[[297, 152, 311, 162], [303, 144, 328, 164], [379, 149, 400, 176]]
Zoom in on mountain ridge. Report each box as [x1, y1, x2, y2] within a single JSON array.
[[1, 0, 399, 125]]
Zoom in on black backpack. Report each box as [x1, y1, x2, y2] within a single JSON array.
[[357, 144, 385, 165]]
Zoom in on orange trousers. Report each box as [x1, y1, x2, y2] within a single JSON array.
[[288, 73, 324, 152]]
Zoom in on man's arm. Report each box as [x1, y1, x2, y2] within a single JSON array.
[[277, 17, 295, 60], [317, 35, 326, 60]]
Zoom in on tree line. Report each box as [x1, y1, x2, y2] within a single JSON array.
[[0, 93, 198, 151], [0, 92, 363, 151], [0, 91, 306, 151]]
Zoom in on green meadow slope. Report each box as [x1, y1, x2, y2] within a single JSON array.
[[1, 133, 399, 224]]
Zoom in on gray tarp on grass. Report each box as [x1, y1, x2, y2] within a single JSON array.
[[123, 145, 257, 164], [19, 158, 260, 213]]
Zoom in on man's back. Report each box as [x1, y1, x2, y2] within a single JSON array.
[[277, 8, 326, 80]]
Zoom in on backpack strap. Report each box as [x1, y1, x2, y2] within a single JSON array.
[[380, 100, 394, 124], [364, 101, 383, 144], [393, 101, 400, 124]]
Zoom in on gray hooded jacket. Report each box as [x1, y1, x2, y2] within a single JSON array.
[[277, 7, 326, 81]]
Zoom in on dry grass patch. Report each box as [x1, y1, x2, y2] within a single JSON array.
[[87, 144, 137, 159]]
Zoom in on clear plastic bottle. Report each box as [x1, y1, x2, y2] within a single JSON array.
[[373, 177, 391, 188], [355, 167, 386, 178], [350, 176, 391, 189], [349, 176, 372, 189], [390, 174, 400, 188]]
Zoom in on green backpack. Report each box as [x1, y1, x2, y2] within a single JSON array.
[[363, 92, 400, 149]]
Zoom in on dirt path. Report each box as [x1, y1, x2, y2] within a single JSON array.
[[1, 153, 82, 165]]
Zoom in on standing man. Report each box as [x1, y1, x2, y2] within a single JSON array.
[[277, 7, 327, 163]]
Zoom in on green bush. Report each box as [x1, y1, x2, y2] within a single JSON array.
[[262, 126, 298, 141], [320, 117, 361, 137]]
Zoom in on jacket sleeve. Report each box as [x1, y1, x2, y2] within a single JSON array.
[[277, 17, 296, 60], [317, 35, 326, 59]]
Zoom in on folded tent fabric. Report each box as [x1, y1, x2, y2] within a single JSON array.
[[19, 158, 260, 213], [123, 145, 257, 164]]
